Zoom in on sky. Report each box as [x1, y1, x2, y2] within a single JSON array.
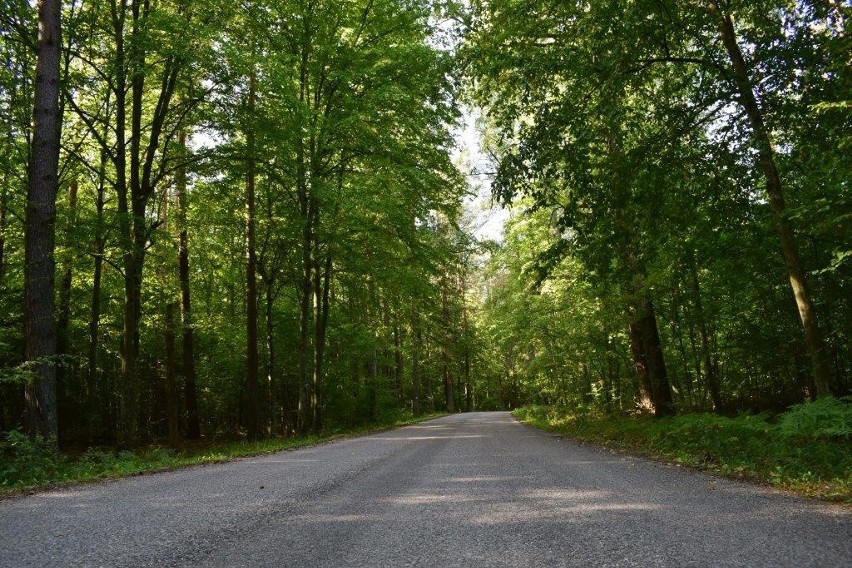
[[454, 105, 509, 243]]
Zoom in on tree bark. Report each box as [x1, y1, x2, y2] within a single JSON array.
[[709, 1, 833, 397], [628, 285, 675, 417], [24, 0, 62, 443]]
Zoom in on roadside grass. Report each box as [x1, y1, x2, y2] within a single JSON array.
[[513, 397, 852, 503], [0, 412, 447, 497]]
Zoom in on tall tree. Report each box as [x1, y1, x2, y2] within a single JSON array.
[[175, 130, 200, 439], [244, 68, 261, 439], [705, 0, 833, 396], [23, 0, 62, 442]]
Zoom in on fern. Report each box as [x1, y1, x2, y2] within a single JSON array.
[[778, 396, 852, 441]]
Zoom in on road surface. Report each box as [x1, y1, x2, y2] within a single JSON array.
[[1, 412, 849, 567]]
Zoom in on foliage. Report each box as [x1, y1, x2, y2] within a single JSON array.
[[463, 0, 851, 416], [515, 402, 852, 503], [0, 431, 60, 487], [2, 0, 849, 511], [0, 413, 446, 495], [778, 396, 852, 442], [1, 0, 475, 443]]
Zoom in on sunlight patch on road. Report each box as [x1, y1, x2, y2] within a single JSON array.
[[442, 476, 523, 483], [384, 494, 482, 505], [363, 435, 486, 441], [290, 513, 374, 523]]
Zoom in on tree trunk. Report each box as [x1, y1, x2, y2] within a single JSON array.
[[164, 302, 179, 447], [0, 72, 10, 286], [441, 285, 455, 413], [176, 131, 200, 439], [581, 363, 592, 404], [110, 0, 184, 446], [297, 217, 312, 433], [295, 22, 313, 434], [295, 137, 312, 432], [393, 323, 404, 404], [296, 187, 313, 432], [368, 346, 378, 421], [264, 280, 276, 434], [56, 179, 78, 441], [111, 0, 135, 447], [443, 353, 455, 412], [424, 340, 434, 412], [709, 1, 833, 397], [116, 0, 143, 447], [628, 287, 675, 417], [367, 278, 379, 422], [0, 178, 7, 285], [689, 255, 722, 410], [411, 307, 422, 417], [119, 0, 151, 446], [462, 296, 472, 413], [311, 235, 332, 432], [24, 0, 62, 443], [87, 150, 106, 441], [671, 302, 694, 409], [244, 70, 260, 440], [56, 179, 77, 360]]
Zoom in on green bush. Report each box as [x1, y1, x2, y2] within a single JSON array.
[[778, 396, 852, 441], [514, 401, 852, 502], [0, 430, 63, 486]]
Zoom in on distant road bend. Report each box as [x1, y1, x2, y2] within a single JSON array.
[[1, 412, 850, 567]]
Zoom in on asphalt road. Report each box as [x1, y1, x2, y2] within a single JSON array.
[[1, 412, 849, 567]]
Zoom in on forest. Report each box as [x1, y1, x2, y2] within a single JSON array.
[[1, 0, 849, 454]]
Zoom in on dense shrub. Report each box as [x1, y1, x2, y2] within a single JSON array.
[[515, 399, 852, 502]]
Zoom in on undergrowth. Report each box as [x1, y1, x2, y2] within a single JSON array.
[[0, 412, 445, 496], [514, 397, 852, 503]]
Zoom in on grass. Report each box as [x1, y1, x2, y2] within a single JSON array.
[[513, 397, 852, 504], [0, 412, 446, 498]]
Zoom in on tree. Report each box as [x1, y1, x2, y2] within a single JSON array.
[[0, 0, 469, 446], [705, 0, 832, 396], [23, 0, 62, 442], [462, 0, 849, 413], [244, 67, 261, 439]]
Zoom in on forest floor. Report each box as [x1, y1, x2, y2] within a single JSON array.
[[513, 402, 852, 504], [0, 412, 447, 498]]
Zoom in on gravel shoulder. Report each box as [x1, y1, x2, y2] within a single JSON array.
[[1, 412, 849, 567]]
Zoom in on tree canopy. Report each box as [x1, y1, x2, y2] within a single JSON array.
[[1, 0, 848, 448]]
